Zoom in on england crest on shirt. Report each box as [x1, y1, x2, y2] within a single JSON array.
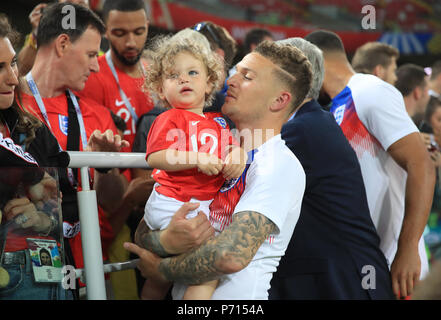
[[58, 115, 69, 136], [213, 117, 227, 129], [333, 104, 346, 125]]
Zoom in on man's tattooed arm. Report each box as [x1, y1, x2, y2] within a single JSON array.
[[135, 219, 170, 258], [158, 210, 277, 285]]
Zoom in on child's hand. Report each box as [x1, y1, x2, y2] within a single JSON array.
[[222, 146, 248, 180], [197, 153, 224, 176]]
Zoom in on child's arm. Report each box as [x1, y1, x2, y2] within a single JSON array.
[[182, 280, 218, 300], [147, 149, 224, 176], [222, 145, 248, 180]]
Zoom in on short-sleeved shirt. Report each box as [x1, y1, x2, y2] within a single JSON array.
[[77, 55, 154, 152], [21, 92, 117, 151], [20, 92, 116, 265], [146, 108, 235, 202], [172, 134, 306, 299], [331, 73, 428, 277]]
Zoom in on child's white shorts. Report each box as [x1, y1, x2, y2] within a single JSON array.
[[144, 184, 213, 231]]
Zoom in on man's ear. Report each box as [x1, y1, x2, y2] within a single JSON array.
[[270, 91, 292, 112], [413, 86, 422, 100], [54, 34, 70, 57], [373, 64, 384, 78]]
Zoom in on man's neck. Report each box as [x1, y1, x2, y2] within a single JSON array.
[[236, 121, 281, 152], [24, 52, 67, 98], [403, 96, 416, 117], [110, 50, 142, 78], [324, 58, 355, 99]]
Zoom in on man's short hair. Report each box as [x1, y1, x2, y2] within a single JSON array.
[[101, 0, 147, 23], [244, 28, 273, 54], [277, 37, 324, 101], [430, 61, 441, 81], [192, 21, 237, 69], [351, 42, 399, 74], [254, 41, 312, 112], [304, 30, 345, 54], [395, 64, 427, 97], [37, 3, 105, 48]]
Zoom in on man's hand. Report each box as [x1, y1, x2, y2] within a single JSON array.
[[27, 172, 58, 210], [29, 3, 47, 34], [3, 197, 50, 233], [124, 177, 154, 210], [86, 129, 129, 152], [160, 202, 215, 255], [197, 153, 224, 176], [390, 245, 421, 299], [123, 242, 169, 285], [135, 202, 215, 257]]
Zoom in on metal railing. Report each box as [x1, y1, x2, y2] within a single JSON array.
[[68, 151, 150, 300]]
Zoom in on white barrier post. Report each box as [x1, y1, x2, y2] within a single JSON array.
[[77, 167, 106, 300], [68, 152, 149, 300]]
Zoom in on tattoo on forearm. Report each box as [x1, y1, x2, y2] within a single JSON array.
[[159, 210, 276, 285], [136, 220, 169, 257]]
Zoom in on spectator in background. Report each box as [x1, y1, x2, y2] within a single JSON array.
[[230, 28, 274, 78], [421, 97, 441, 216], [351, 41, 399, 85], [0, 14, 71, 299], [17, 0, 90, 76], [395, 63, 430, 127], [269, 37, 394, 300], [17, 3, 129, 298], [192, 21, 237, 78], [243, 28, 274, 55], [306, 30, 435, 299], [79, 0, 154, 156], [428, 61, 441, 98]]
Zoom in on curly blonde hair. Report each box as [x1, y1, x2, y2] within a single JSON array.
[[145, 29, 224, 109]]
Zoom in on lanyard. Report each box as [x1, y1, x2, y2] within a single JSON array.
[[25, 72, 89, 187], [25, 72, 88, 151], [105, 51, 139, 123]]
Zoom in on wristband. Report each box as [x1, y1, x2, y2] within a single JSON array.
[[38, 214, 58, 237], [25, 32, 37, 50]]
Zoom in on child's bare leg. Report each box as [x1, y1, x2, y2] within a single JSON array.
[[140, 278, 172, 300], [182, 280, 218, 300]]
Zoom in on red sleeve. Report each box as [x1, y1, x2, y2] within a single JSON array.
[[145, 110, 186, 158]]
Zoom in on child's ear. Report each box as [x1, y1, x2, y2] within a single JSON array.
[[157, 85, 165, 100], [206, 77, 214, 95]]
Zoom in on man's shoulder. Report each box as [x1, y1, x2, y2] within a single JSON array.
[[349, 73, 402, 102], [255, 137, 304, 176]]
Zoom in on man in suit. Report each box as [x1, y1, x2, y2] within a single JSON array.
[[269, 38, 395, 299]]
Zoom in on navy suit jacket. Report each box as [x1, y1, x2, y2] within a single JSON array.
[[269, 100, 394, 300]]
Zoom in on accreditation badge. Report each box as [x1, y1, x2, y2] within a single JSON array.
[[26, 238, 63, 283]]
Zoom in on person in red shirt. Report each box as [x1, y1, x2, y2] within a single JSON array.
[[141, 29, 247, 300], [78, 0, 154, 154], [17, 3, 130, 294]]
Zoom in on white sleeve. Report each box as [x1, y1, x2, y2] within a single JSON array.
[[351, 79, 418, 151], [233, 146, 305, 234]]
